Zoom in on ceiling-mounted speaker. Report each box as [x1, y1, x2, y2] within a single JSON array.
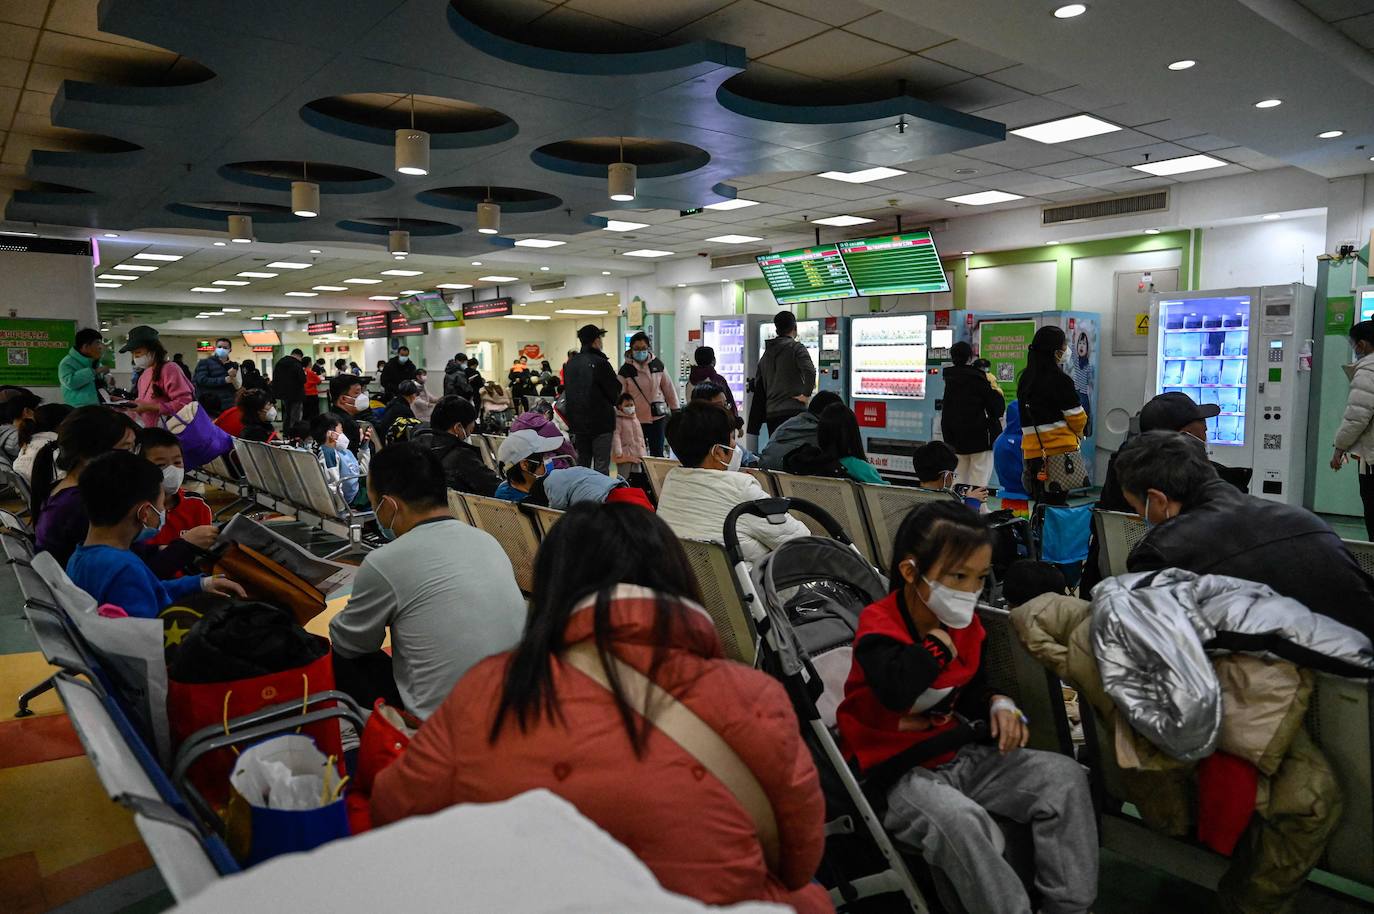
[[395, 128, 430, 176], [477, 201, 500, 235], [291, 181, 320, 218], [388, 229, 410, 255], [228, 214, 253, 243], [608, 162, 636, 202]]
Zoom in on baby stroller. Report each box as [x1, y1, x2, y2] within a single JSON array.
[[723, 497, 932, 913]]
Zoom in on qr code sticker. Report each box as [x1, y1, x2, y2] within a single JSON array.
[[6, 349, 28, 367], [1263, 434, 1282, 450]]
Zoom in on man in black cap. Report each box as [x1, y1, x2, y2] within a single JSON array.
[[562, 324, 622, 474]]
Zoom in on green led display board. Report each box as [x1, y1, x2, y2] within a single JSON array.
[[754, 246, 856, 305], [838, 230, 950, 296]]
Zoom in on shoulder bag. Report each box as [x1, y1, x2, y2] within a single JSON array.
[[1028, 404, 1088, 498]]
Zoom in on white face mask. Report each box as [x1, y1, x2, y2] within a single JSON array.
[[133, 354, 152, 369], [160, 465, 184, 494], [265, 406, 278, 423], [622, 405, 636, 416], [353, 392, 370, 412], [922, 576, 978, 629], [715, 443, 744, 472], [335, 432, 350, 452]]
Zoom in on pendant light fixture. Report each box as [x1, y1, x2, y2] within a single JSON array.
[[389, 228, 410, 256], [291, 162, 319, 217], [228, 213, 253, 243], [477, 186, 500, 234], [608, 136, 635, 202], [394, 94, 430, 176]]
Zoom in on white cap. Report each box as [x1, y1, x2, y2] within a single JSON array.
[[497, 429, 563, 465]]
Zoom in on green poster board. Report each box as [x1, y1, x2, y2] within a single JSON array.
[[1326, 296, 1354, 336], [0, 318, 76, 386], [977, 319, 1036, 388]]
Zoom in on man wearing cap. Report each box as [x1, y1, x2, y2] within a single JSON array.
[[561, 324, 622, 475], [493, 428, 564, 505]]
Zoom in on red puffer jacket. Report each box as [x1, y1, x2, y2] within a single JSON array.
[[372, 585, 832, 913]]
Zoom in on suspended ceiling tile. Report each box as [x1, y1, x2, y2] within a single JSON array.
[[1297, 0, 1374, 19], [974, 174, 1084, 196], [1178, 134, 1237, 152], [867, 170, 949, 192], [718, 61, 836, 98], [0, 56, 26, 89], [846, 54, 972, 94], [1027, 156, 1116, 178], [1097, 141, 1195, 167], [1071, 166, 1152, 188], [961, 137, 1083, 170], [764, 0, 876, 27], [0, 23, 38, 60], [1044, 85, 1112, 110], [454, 0, 559, 31], [919, 40, 1017, 76], [918, 156, 1009, 180], [16, 88, 50, 118], [0, 86, 17, 120], [1134, 119, 1207, 142], [986, 64, 1075, 96], [970, 96, 1078, 129], [739, 185, 835, 207], [840, 11, 950, 52], [562, 0, 735, 34], [919, 180, 983, 198], [1092, 101, 1173, 128], [668, 1, 831, 58], [519, 6, 664, 51], [1041, 186, 1112, 201], [0, 0, 45, 28], [757, 30, 907, 80], [1057, 127, 1159, 155], [768, 175, 880, 200], [927, 77, 1029, 113]]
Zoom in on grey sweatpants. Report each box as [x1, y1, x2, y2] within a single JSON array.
[[884, 744, 1097, 914]]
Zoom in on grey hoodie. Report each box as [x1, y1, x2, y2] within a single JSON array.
[[757, 335, 816, 418], [757, 411, 819, 471]]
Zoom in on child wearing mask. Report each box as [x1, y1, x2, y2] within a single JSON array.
[[66, 451, 244, 618], [310, 413, 364, 506], [611, 392, 646, 480], [139, 428, 217, 552]]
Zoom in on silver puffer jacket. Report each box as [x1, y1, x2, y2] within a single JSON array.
[[1091, 568, 1374, 761]]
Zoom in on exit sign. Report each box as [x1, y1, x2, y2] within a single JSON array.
[[679, 207, 703, 217], [196, 339, 213, 352]]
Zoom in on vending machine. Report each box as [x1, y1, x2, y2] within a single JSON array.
[[759, 319, 823, 394], [1146, 284, 1315, 503], [700, 314, 771, 420]]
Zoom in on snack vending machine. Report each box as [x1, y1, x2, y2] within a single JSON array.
[[1147, 284, 1315, 503], [700, 314, 771, 422]]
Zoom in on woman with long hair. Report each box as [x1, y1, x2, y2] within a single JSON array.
[[236, 389, 279, 443], [817, 402, 886, 485], [1016, 325, 1086, 504], [13, 402, 73, 483], [372, 503, 830, 913], [838, 501, 1096, 914], [32, 405, 138, 565], [121, 326, 193, 428]]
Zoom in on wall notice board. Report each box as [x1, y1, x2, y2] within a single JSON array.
[[0, 318, 76, 387]]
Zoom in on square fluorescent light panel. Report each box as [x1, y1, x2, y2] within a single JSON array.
[[436, 283, 473, 289], [1132, 154, 1228, 176], [380, 269, 423, 276], [706, 234, 764, 244], [621, 250, 673, 258], [704, 199, 759, 211], [945, 190, 1025, 205], [811, 215, 874, 227], [512, 239, 566, 248], [603, 220, 649, 231], [816, 167, 907, 183], [1010, 115, 1121, 144], [266, 261, 311, 269], [238, 271, 278, 278], [344, 278, 382, 284], [312, 285, 348, 291], [132, 253, 183, 261], [478, 275, 520, 282]]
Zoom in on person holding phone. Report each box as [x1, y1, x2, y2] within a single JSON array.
[[619, 331, 678, 458]]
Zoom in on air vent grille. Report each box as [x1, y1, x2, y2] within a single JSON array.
[[529, 279, 566, 293], [1042, 191, 1169, 226], [712, 250, 768, 269]]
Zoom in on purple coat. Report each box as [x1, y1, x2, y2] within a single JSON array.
[[509, 411, 577, 461]]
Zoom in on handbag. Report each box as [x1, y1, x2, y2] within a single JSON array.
[[346, 699, 422, 834], [225, 734, 352, 864], [163, 401, 234, 470], [562, 641, 781, 874], [214, 543, 325, 626], [1029, 411, 1088, 497]]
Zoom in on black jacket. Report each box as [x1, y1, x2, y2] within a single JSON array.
[[444, 365, 473, 399], [940, 364, 1004, 454], [272, 356, 306, 401], [376, 397, 414, 442], [426, 430, 502, 496], [193, 356, 236, 415], [562, 346, 621, 436], [380, 357, 417, 398], [1128, 477, 1374, 641]]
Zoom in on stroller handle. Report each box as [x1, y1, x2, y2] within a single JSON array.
[[723, 497, 852, 564]]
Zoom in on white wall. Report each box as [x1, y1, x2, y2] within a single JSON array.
[[0, 245, 99, 401], [462, 316, 581, 377], [1197, 215, 1325, 289], [966, 261, 1058, 313]]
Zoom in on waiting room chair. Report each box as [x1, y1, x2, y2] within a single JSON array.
[[1094, 510, 1148, 578], [462, 493, 541, 595], [447, 490, 474, 525], [857, 483, 957, 570], [677, 537, 756, 665], [743, 466, 778, 496], [771, 473, 880, 568], [976, 605, 1073, 756], [522, 503, 565, 540], [1304, 672, 1374, 885], [642, 457, 679, 501], [1340, 538, 1374, 578]]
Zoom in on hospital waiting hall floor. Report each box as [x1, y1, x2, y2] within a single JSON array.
[[1, 486, 1371, 914]]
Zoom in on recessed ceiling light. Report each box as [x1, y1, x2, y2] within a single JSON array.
[[601, 270, 612, 275], [704, 198, 759, 211], [238, 271, 278, 278], [1254, 98, 1282, 108], [1143, 229, 1161, 235], [284, 291, 318, 296], [706, 234, 764, 244], [98, 273, 139, 281], [604, 220, 649, 231], [1262, 213, 1281, 220], [399, 289, 424, 295], [1132, 154, 1228, 175], [0, 230, 37, 236], [1317, 130, 1344, 139], [214, 280, 251, 286], [1168, 59, 1196, 70], [308, 249, 322, 254], [102, 232, 119, 238], [621, 249, 673, 258], [394, 255, 407, 261], [191, 287, 226, 293], [312, 285, 348, 291], [502, 315, 550, 321], [961, 250, 974, 255], [478, 275, 520, 282], [436, 283, 472, 290], [380, 269, 422, 276], [344, 278, 382, 284], [368, 295, 398, 301], [93, 282, 122, 288], [811, 215, 875, 227], [677, 283, 687, 288], [213, 241, 227, 246], [194, 314, 211, 319], [1045, 241, 1057, 245], [1010, 114, 1120, 144], [513, 239, 566, 248], [605, 292, 615, 296], [470, 261, 483, 266], [268, 313, 293, 318], [267, 261, 311, 270], [816, 166, 907, 184], [133, 253, 182, 261], [556, 309, 609, 315], [543, 299, 554, 304], [286, 309, 312, 314], [946, 190, 1025, 205], [539, 266, 550, 271], [221, 308, 242, 312], [117, 264, 157, 272], [1053, 3, 1087, 17], [231, 238, 252, 244]]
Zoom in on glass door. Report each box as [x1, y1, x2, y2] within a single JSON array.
[[1157, 294, 1251, 447]]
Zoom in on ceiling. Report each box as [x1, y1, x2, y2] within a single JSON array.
[[2, 0, 1371, 320]]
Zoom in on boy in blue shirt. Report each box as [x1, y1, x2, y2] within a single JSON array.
[[67, 451, 244, 618]]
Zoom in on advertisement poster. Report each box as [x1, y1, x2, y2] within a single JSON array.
[[1326, 296, 1354, 336], [1065, 314, 1099, 450], [518, 341, 545, 361], [0, 318, 76, 387], [977, 319, 1035, 387]]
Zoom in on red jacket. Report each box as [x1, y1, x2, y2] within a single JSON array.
[[304, 367, 321, 397], [837, 590, 987, 780], [146, 490, 211, 549], [372, 585, 831, 914]]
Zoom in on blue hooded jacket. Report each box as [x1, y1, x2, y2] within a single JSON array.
[[993, 400, 1028, 497], [543, 466, 625, 509]]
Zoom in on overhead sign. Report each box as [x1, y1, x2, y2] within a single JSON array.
[[0, 318, 76, 387], [307, 320, 337, 335], [250, 345, 274, 353], [389, 312, 427, 337], [356, 313, 390, 340], [838, 231, 950, 296], [196, 339, 214, 352], [462, 297, 513, 320], [756, 246, 855, 305]]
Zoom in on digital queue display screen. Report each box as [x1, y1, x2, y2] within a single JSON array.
[[755, 246, 856, 306], [838, 230, 950, 296]]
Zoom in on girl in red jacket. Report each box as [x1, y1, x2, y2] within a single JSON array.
[[837, 501, 1097, 914], [372, 503, 832, 913]]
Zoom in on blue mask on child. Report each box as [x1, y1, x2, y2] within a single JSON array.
[[134, 504, 165, 544]]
